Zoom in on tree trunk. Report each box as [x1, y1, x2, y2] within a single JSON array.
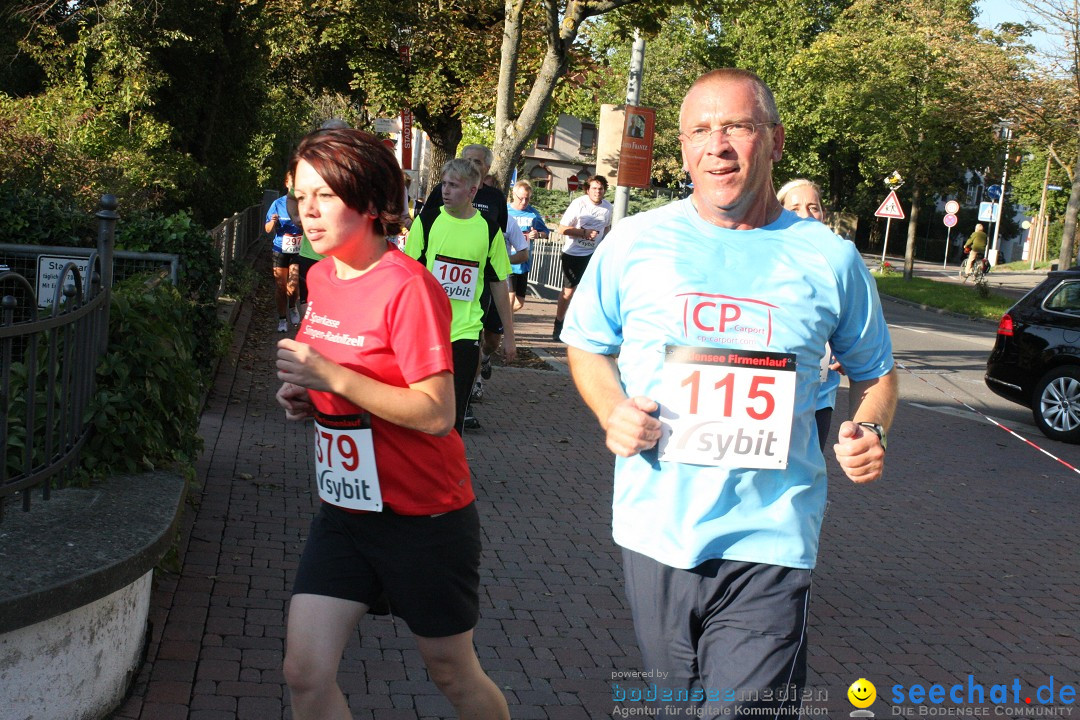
[[903, 182, 921, 280], [413, 112, 462, 200], [490, 0, 645, 191], [1060, 146, 1080, 268]]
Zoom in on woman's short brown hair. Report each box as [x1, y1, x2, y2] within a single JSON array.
[[290, 129, 405, 236]]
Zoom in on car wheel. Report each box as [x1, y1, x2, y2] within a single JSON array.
[[1032, 366, 1080, 443]]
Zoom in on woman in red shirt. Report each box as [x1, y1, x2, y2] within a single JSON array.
[[275, 128, 509, 720]]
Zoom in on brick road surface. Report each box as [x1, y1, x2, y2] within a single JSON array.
[[111, 269, 1080, 720]]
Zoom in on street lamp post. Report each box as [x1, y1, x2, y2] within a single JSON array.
[[989, 122, 1013, 267]]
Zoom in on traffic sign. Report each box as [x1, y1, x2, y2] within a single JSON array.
[[943, 213, 957, 228], [1048, 185, 1063, 191], [374, 117, 400, 133], [978, 201, 1001, 223], [37, 255, 91, 308], [944, 200, 960, 214], [874, 190, 905, 219], [986, 184, 1002, 201]]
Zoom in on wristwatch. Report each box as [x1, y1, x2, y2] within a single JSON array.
[[856, 422, 887, 450]]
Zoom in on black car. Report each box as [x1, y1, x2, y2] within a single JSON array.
[[985, 268, 1080, 443]]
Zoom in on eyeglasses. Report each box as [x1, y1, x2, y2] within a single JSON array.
[[679, 122, 778, 147]]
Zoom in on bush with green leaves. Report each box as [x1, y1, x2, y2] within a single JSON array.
[[2, 181, 225, 372], [116, 210, 221, 307], [0, 182, 95, 247], [79, 278, 205, 480]]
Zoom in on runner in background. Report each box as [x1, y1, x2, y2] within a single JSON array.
[[553, 175, 612, 341], [265, 171, 304, 332], [777, 178, 844, 451], [506, 179, 549, 312]]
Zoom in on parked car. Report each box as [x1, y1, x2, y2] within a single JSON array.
[[985, 268, 1080, 443]]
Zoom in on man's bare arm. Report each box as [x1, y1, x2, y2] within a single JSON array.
[[833, 368, 899, 484], [567, 346, 661, 457]]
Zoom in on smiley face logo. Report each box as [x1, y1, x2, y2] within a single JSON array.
[[848, 678, 876, 708]]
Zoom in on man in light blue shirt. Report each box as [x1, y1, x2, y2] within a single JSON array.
[[563, 68, 898, 714]]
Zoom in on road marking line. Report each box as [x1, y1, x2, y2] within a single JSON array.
[[888, 323, 994, 348], [897, 361, 1080, 476]]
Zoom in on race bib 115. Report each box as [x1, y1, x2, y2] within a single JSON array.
[[656, 346, 797, 469]]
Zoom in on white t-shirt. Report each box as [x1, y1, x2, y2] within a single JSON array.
[[560, 195, 613, 256]]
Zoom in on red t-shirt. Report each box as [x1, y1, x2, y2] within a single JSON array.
[[299, 246, 473, 515]]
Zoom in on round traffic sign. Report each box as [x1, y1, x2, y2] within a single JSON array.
[[945, 200, 960, 214], [943, 213, 958, 228], [986, 184, 1002, 201]]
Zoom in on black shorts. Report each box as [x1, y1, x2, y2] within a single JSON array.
[[481, 299, 502, 335], [272, 250, 301, 269], [561, 252, 592, 288], [623, 549, 810, 712], [298, 255, 320, 303], [293, 502, 481, 638], [509, 273, 528, 297]]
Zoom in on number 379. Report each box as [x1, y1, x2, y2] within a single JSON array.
[[315, 429, 360, 470], [680, 370, 775, 420]]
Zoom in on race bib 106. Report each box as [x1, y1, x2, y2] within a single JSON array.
[[314, 413, 382, 511], [432, 254, 479, 302], [656, 346, 797, 469]]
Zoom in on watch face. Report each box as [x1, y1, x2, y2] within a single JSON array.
[[858, 422, 886, 449]]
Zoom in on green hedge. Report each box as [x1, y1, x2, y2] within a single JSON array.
[[80, 279, 205, 479]]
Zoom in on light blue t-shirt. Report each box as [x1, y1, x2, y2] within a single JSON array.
[[507, 204, 550, 275], [561, 199, 893, 570]]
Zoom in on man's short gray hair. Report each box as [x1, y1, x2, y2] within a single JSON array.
[[460, 144, 494, 167]]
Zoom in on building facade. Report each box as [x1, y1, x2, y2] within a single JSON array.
[[520, 114, 599, 192]]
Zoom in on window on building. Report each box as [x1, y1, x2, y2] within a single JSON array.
[[579, 122, 597, 155], [528, 165, 551, 189], [535, 131, 554, 150]]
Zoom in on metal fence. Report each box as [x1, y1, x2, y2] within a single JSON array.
[[211, 203, 268, 297], [0, 196, 117, 521], [0, 246, 179, 301], [528, 236, 566, 295]]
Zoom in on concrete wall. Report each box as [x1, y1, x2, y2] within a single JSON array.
[[0, 572, 152, 720]]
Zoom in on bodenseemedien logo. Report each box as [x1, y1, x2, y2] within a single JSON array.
[[849, 678, 878, 718]]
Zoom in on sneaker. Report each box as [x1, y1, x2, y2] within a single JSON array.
[[277, 318, 288, 333], [289, 306, 301, 325], [480, 353, 492, 380], [552, 319, 563, 341], [463, 414, 482, 430], [470, 380, 484, 403]]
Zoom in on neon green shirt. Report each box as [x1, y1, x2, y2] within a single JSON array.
[[404, 207, 509, 342]]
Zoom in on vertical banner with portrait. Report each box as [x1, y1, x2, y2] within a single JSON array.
[[616, 106, 656, 189]]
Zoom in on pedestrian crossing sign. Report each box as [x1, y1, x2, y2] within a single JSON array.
[[874, 190, 905, 219]]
